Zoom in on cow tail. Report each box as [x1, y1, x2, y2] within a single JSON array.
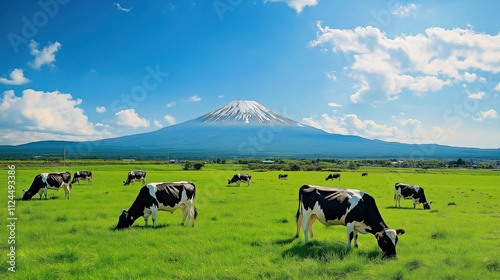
[[296, 187, 303, 224]]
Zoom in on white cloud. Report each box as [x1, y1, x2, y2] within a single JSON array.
[[310, 24, 500, 103], [495, 82, 500, 91], [0, 89, 103, 144], [164, 114, 176, 125], [325, 70, 337, 81], [153, 119, 163, 128], [166, 102, 176, 107], [474, 109, 499, 121], [0, 69, 30, 85], [466, 90, 486, 100], [327, 102, 342, 108], [114, 2, 132, 12], [302, 112, 430, 144], [115, 109, 149, 128], [391, 3, 417, 17], [96, 106, 107, 113], [187, 95, 201, 102], [264, 0, 319, 14], [29, 40, 62, 69]]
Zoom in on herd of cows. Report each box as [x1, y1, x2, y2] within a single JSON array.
[[21, 169, 432, 258]]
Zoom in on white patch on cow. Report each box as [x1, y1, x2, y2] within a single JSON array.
[[347, 189, 364, 210], [385, 229, 398, 246], [414, 185, 421, 193], [76, 171, 80, 176], [353, 221, 371, 234], [146, 183, 158, 198], [130, 171, 135, 176], [40, 173, 49, 183]]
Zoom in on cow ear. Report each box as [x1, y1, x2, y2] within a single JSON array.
[[375, 232, 384, 240], [396, 229, 406, 236]]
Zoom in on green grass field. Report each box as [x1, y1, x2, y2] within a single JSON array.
[[1, 163, 500, 279]]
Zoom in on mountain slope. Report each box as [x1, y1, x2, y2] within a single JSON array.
[[1, 100, 499, 159]]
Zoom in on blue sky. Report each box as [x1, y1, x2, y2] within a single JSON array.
[[1, 0, 499, 149]]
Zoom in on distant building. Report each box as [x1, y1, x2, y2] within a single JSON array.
[[262, 160, 274, 164]]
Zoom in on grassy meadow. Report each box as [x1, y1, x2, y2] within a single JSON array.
[[1, 162, 500, 279]]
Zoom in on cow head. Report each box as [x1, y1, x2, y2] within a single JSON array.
[[22, 190, 34, 201], [116, 209, 133, 229], [423, 202, 432, 210], [375, 228, 405, 258]]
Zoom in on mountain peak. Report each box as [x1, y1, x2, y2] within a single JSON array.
[[196, 99, 298, 125]]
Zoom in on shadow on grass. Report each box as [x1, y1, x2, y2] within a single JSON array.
[[282, 240, 350, 262], [385, 206, 425, 211], [110, 223, 172, 231]]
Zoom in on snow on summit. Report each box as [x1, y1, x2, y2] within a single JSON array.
[[198, 100, 298, 125]]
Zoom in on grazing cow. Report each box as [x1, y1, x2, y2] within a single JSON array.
[[361, 172, 368, 177], [295, 185, 405, 258], [325, 173, 341, 181], [227, 174, 251, 187], [71, 170, 93, 185], [278, 174, 288, 180], [22, 172, 72, 200], [116, 181, 198, 229], [394, 183, 432, 209], [123, 170, 147, 186]]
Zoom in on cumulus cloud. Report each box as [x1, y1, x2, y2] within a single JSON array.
[[495, 83, 500, 91], [466, 90, 486, 100], [166, 102, 176, 108], [0, 69, 30, 85], [153, 119, 163, 128], [96, 106, 107, 113], [114, 2, 132, 12], [0, 89, 103, 144], [474, 109, 499, 121], [302, 112, 430, 144], [391, 3, 417, 17], [310, 24, 500, 103], [115, 109, 149, 128], [29, 40, 62, 69], [264, 0, 319, 14], [164, 114, 176, 125]]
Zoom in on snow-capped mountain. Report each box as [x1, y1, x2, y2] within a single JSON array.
[[2, 100, 499, 159], [196, 100, 298, 125]]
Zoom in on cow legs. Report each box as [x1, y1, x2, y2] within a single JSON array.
[[308, 215, 316, 238], [302, 214, 311, 244], [63, 184, 70, 199], [346, 222, 355, 250], [295, 211, 303, 238], [353, 231, 359, 248]]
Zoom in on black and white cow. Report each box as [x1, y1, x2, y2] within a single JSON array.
[[227, 174, 251, 187], [394, 183, 432, 210], [325, 173, 341, 181], [123, 170, 147, 186], [116, 181, 198, 229], [22, 172, 72, 200], [71, 170, 92, 186], [278, 174, 288, 180], [295, 185, 405, 258]]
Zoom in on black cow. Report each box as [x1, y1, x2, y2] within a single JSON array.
[[71, 170, 92, 185], [278, 174, 288, 180], [227, 174, 251, 187], [116, 181, 197, 229], [394, 183, 432, 209], [22, 172, 72, 200], [295, 185, 405, 258], [325, 173, 341, 181], [361, 172, 368, 177], [123, 170, 147, 186]]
